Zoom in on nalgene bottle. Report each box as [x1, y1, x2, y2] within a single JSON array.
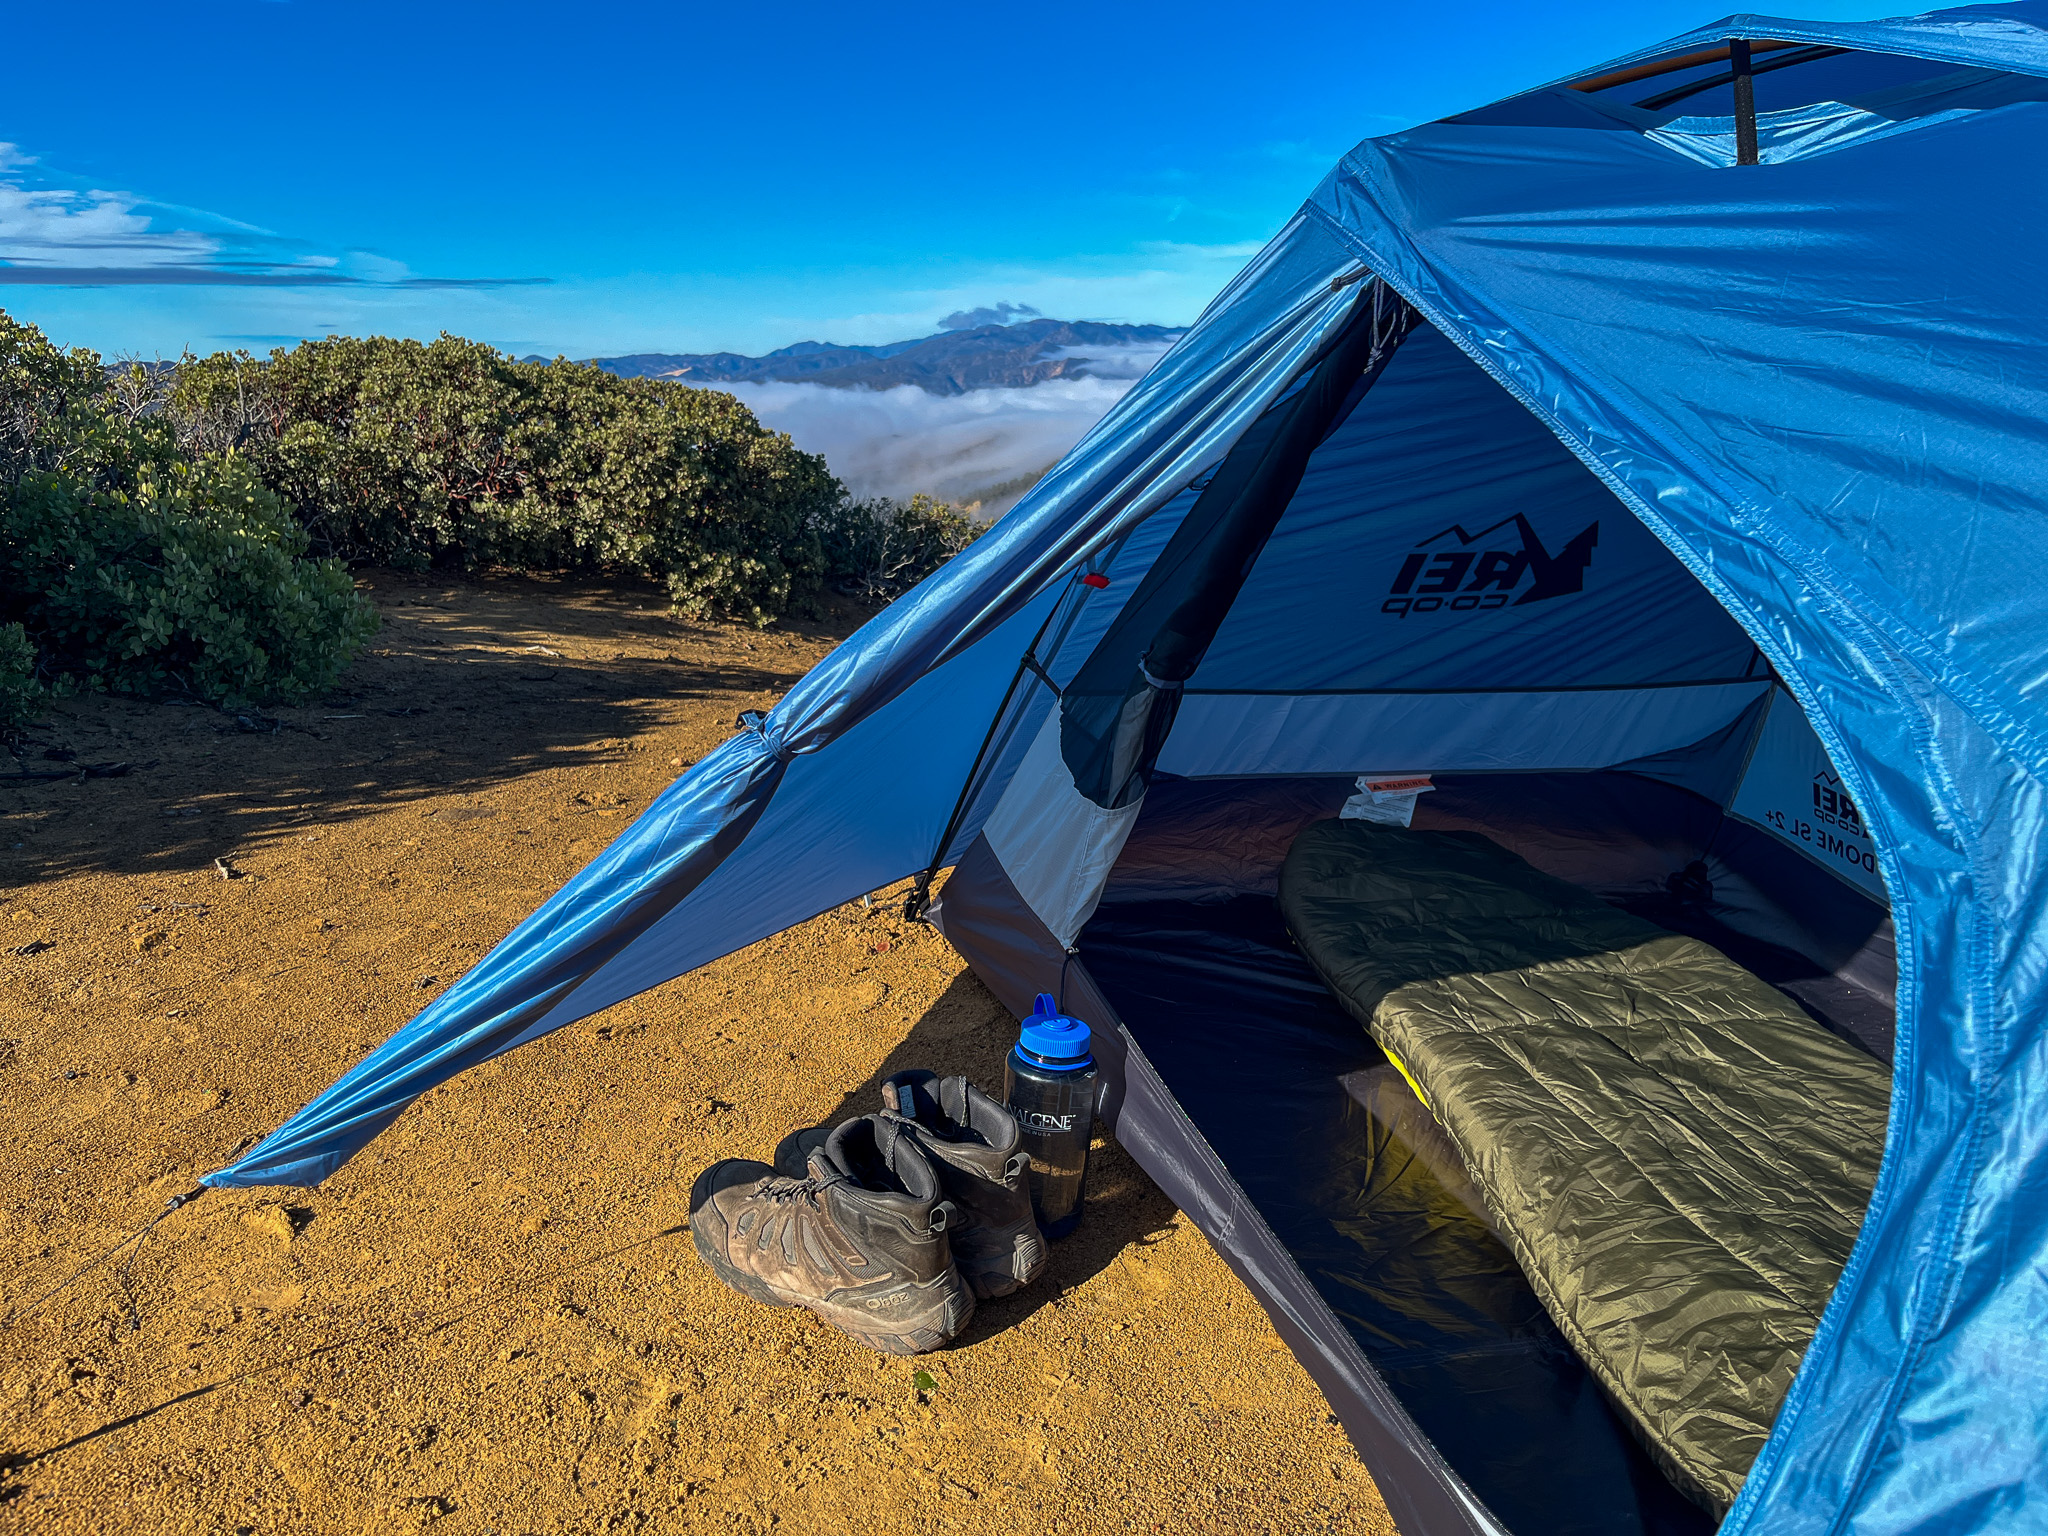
[[1003, 993, 1097, 1241]]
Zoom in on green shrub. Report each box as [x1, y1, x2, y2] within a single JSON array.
[[0, 309, 108, 488], [817, 493, 984, 602], [174, 335, 530, 570], [7, 306, 989, 683], [2, 451, 379, 705], [172, 336, 843, 624], [0, 621, 43, 736], [0, 309, 380, 707]]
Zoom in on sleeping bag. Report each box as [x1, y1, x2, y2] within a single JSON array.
[[1279, 817, 1891, 1512]]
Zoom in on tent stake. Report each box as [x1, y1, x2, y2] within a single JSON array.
[[1730, 38, 1760, 165]]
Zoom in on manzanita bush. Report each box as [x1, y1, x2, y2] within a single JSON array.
[[0, 311, 378, 731], [172, 336, 984, 622], [172, 336, 854, 624], [0, 310, 987, 736]]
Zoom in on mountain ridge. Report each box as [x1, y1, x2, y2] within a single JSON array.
[[533, 318, 1184, 397]]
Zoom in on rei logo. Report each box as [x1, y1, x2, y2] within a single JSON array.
[[1383, 514, 1599, 618]]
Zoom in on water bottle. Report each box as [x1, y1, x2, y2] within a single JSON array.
[[1003, 993, 1098, 1241]]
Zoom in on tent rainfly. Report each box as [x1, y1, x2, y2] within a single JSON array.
[[208, 7, 2048, 1533]]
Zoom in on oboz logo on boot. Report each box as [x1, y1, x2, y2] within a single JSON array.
[[1383, 514, 1599, 618]]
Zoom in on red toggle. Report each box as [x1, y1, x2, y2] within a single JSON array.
[[1080, 572, 1111, 589]]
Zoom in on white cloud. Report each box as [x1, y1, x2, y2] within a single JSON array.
[[0, 145, 1265, 368], [0, 143, 543, 292], [939, 301, 1041, 330], [0, 180, 219, 268], [1043, 338, 1177, 380], [724, 374, 1150, 515]]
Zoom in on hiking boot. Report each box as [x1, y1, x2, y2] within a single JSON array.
[[690, 1115, 974, 1356], [772, 1075, 1048, 1299], [882, 1070, 1048, 1298]]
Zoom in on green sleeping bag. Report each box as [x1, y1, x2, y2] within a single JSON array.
[[1279, 817, 1891, 1513]]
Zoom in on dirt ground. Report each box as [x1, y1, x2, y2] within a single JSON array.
[[0, 572, 1397, 1536]]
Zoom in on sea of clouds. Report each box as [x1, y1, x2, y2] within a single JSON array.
[[719, 337, 1175, 517]]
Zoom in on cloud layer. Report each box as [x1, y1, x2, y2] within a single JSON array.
[[721, 338, 1175, 514]]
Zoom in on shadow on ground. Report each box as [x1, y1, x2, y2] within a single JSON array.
[[806, 967, 1181, 1340], [0, 570, 868, 886]]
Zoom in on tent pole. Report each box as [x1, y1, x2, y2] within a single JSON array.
[[1632, 44, 1844, 112], [1730, 38, 1760, 165], [1569, 37, 1802, 94]]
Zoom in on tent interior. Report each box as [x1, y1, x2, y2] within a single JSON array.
[[939, 319, 1898, 1535]]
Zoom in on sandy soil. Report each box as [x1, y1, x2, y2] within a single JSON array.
[[0, 572, 1396, 1536]]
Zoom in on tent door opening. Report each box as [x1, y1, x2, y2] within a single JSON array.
[[935, 300, 1897, 1535], [1070, 768, 1892, 1536]]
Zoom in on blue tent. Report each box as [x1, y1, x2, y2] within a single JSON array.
[[210, 8, 2048, 1532]]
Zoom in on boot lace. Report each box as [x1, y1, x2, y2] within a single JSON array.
[[750, 1173, 842, 1206]]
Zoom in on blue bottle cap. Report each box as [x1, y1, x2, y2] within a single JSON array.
[[1016, 993, 1093, 1069]]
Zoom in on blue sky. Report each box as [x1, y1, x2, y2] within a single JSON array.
[[5, 0, 1903, 360]]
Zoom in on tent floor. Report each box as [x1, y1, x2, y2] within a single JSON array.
[[1081, 891, 1714, 1536], [1073, 772, 1895, 1536]]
